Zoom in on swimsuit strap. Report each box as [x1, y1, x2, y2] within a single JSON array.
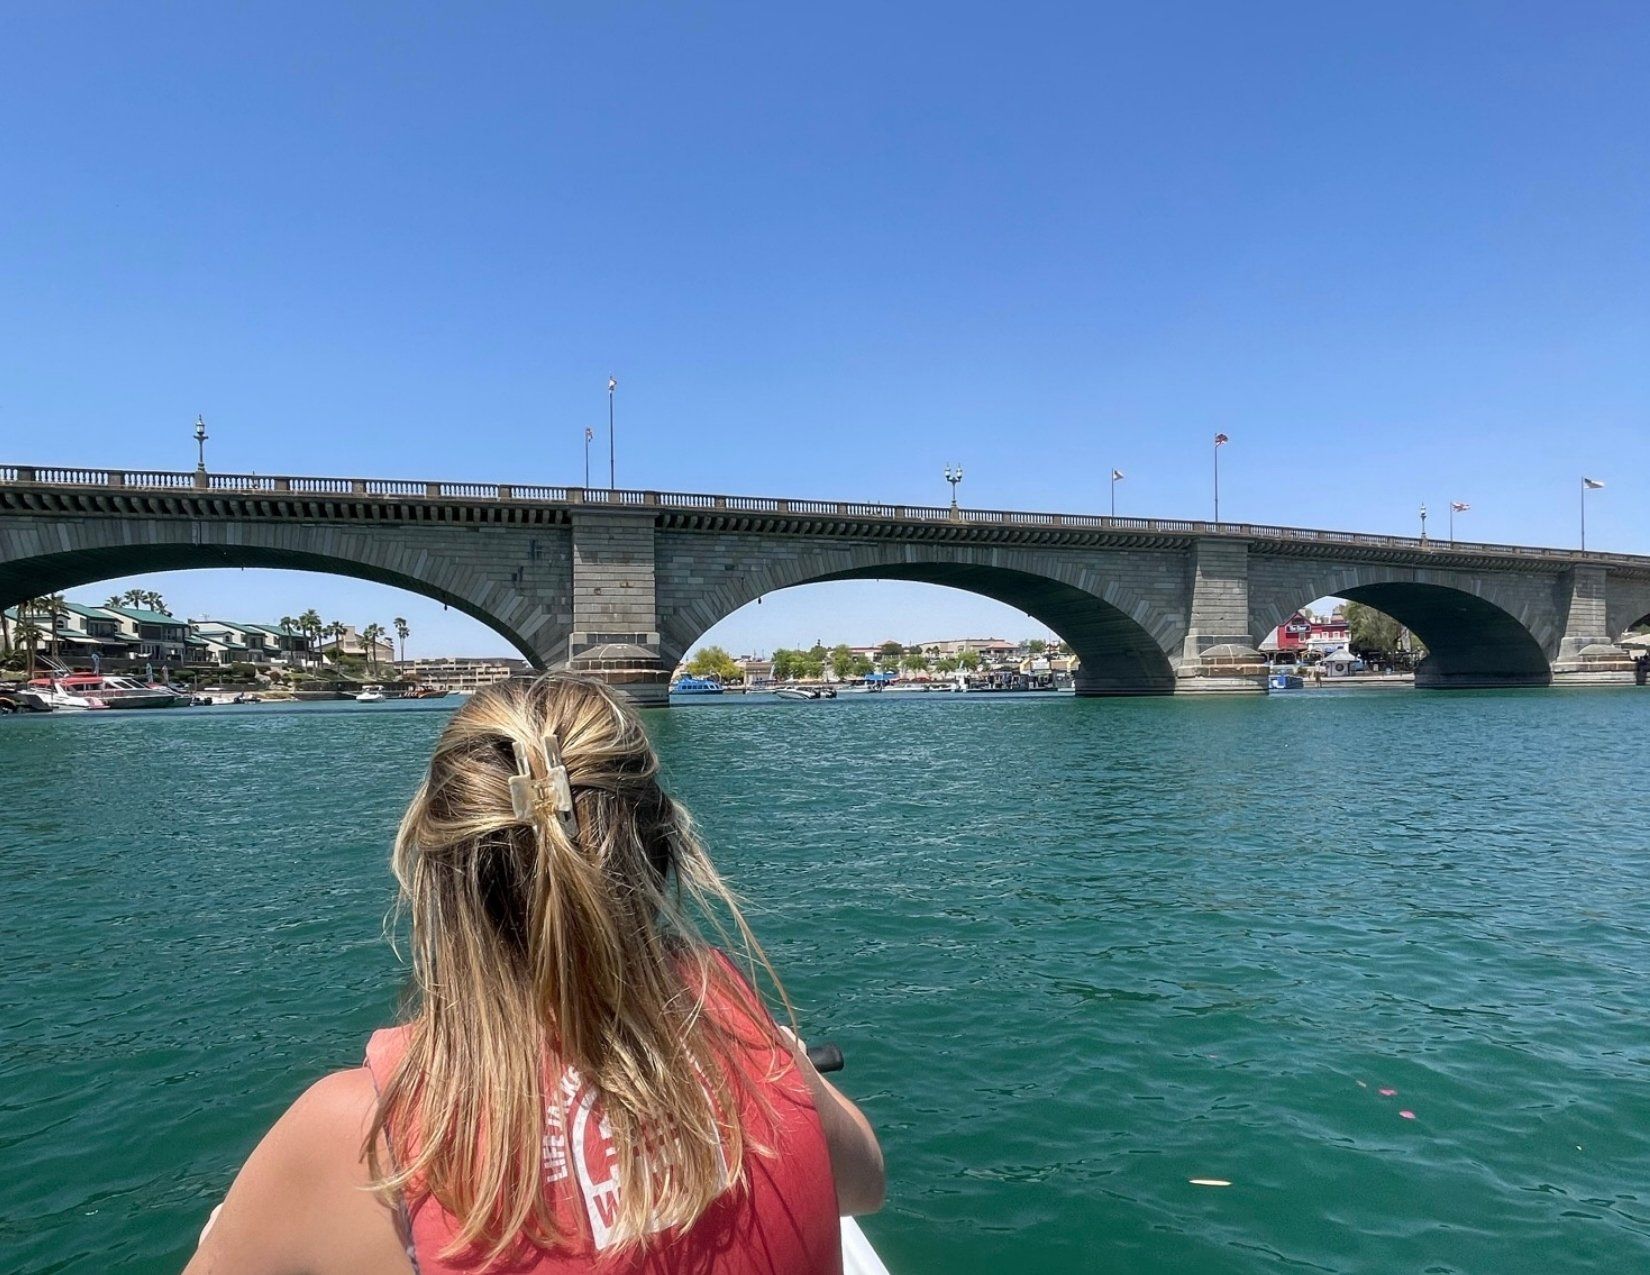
[[363, 1061, 422, 1275]]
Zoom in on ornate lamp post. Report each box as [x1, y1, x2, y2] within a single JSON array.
[[944, 464, 963, 518], [607, 375, 617, 489], [1419, 501, 1428, 546], [192, 415, 209, 488]]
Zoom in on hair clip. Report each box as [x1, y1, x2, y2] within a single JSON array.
[[508, 733, 578, 839]]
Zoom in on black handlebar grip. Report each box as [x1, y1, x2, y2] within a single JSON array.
[[806, 1041, 845, 1074]]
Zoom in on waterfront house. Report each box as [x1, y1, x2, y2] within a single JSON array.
[[737, 655, 774, 686], [1262, 611, 1353, 661], [3, 601, 140, 667], [95, 606, 192, 667], [319, 624, 396, 664]]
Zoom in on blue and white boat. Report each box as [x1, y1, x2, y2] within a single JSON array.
[[1268, 669, 1305, 691], [671, 675, 725, 695]]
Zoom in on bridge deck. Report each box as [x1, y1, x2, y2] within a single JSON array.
[[3, 462, 1646, 573]]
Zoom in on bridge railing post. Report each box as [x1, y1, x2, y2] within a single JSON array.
[[351, 479, 368, 495]]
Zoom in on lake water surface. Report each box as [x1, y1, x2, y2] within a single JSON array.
[[3, 689, 1649, 1273]]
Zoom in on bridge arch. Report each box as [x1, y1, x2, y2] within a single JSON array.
[[0, 520, 572, 667], [1249, 561, 1556, 688], [657, 542, 1184, 695]]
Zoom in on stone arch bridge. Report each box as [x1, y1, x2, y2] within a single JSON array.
[[4, 464, 1649, 706]]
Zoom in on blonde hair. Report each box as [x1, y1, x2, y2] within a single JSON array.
[[367, 672, 788, 1263]]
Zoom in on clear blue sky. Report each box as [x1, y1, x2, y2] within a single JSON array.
[[4, 4, 1646, 656]]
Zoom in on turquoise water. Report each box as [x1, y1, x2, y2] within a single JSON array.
[[3, 690, 1649, 1273]]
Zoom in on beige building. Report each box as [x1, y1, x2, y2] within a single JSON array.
[[318, 624, 396, 664], [395, 656, 529, 692]]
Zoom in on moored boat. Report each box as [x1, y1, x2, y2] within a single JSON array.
[[28, 674, 178, 709], [1268, 670, 1305, 691], [24, 679, 110, 711], [671, 676, 725, 695], [774, 686, 835, 701], [355, 684, 387, 703]]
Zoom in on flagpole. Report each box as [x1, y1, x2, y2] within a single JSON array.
[[1110, 471, 1116, 518], [1581, 479, 1586, 552], [1213, 442, 1220, 523], [607, 376, 616, 489], [1449, 503, 1454, 545]]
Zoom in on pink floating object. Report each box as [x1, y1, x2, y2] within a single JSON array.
[[1399, 1110, 1416, 1120], [1379, 1088, 1397, 1097]]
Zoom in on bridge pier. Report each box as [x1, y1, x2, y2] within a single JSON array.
[[1175, 540, 1268, 694], [564, 510, 672, 707], [1550, 565, 1636, 686]]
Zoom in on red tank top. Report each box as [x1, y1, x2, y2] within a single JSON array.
[[363, 958, 841, 1275]]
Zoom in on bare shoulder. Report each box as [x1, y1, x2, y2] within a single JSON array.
[[183, 1067, 396, 1275], [286, 1066, 379, 1142]]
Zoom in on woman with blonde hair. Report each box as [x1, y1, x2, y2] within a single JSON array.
[[186, 672, 883, 1275]]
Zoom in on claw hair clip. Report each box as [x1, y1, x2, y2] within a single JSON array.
[[508, 733, 578, 840]]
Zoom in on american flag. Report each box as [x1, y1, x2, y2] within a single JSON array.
[[1451, 501, 1470, 512], [1583, 477, 1605, 489], [1112, 468, 1124, 480], [608, 376, 617, 393], [1214, 433, 1229, 446], [585, 427, 594, 442]]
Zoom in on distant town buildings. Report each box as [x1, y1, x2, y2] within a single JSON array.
[[911, 637, 1021, 660], [393, 657, 530, 692], [674, 636, 1076, 686]]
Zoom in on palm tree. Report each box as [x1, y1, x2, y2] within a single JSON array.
[[361, 623, 386, 673], [298, 609, 323, 667], [141, 590, 171, 616], [278, 616, 300, 664], [0, 603, 10, 657], [41, 594, 67, 661], [121, 587, 146, 609], [326, 620, 347, 664], [394, 616, 409, 663], [15, 610, 45, 672], [105, 595, 124, 609]]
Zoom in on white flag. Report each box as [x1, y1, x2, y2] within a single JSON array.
[[1583, 478, 1605, 489], [1111, 469, 1124, 481], [608, 376, 617, 393], [1450, 501, 1470, 512]]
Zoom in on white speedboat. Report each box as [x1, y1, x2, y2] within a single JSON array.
[[774, 686, 835, 701], [355, 685, 387, 703], [26, 680, 109, 711], [30, 674, 180, 709]]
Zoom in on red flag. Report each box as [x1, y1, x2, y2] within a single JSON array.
[[1214, 433, 1229, 446]]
